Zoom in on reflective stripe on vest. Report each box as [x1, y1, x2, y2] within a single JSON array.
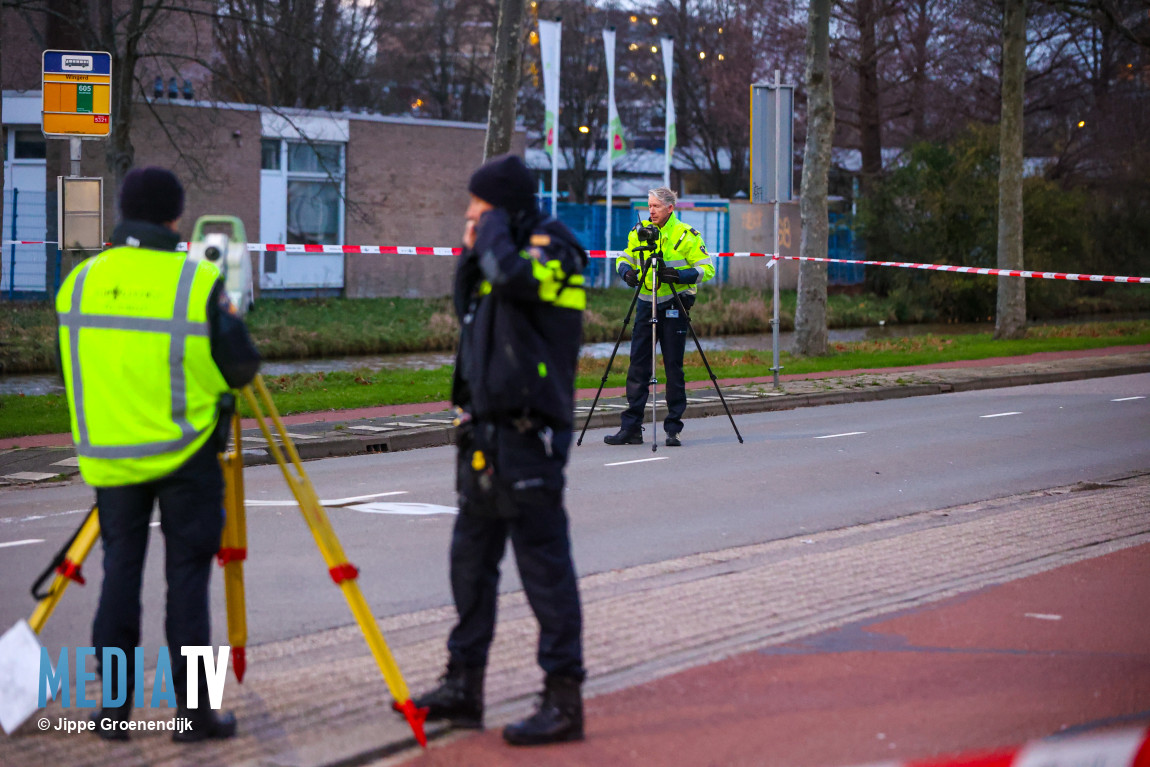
[[477, 250, 587, 310]]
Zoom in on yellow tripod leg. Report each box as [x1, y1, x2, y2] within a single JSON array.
[[241, 376, 427, 747], [28, 506, 101, 634], [219, 411, 249, 682]]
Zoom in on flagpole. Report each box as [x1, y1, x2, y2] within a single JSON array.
[[604, 27, 616, 287], [662, 37, 674, 190], [552, 20, 561, 216]]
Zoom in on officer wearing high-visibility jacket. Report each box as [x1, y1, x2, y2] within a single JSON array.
[[411, 154, 588, 747], [55, 167, 259, 742], [605, 187, 715, 447]]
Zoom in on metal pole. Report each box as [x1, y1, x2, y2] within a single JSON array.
[[8, 188, 17, 300], [606, 138, 613, 289], [551, 23, 561, 217], [770, 70, 782, 388]]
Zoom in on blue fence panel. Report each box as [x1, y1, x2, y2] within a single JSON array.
[[827, 211, 865, 286], [539, 201, 635, 287], [2, 189, 53, 299]]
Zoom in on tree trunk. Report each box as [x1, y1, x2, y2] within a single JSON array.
[[484, 0, 527, 160], [995, 0, 1027, 340], [793, 0, 834, 357], [856, 0, 882, 194]]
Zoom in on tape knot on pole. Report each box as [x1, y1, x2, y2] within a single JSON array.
[[329, 563, 359, 584], [217, 547, 247, 566], [56, 560, 85, 585]]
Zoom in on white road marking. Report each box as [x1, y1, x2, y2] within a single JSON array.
[[420, 418, 456, 425], [51, 457, 80, 467], [0, 509, 89, 525], [1024, 613, 1062, 621], [284, 432, 320, 440], [348, 425, 395, 432], [980, 412, 1022, 418], [0, 539, 45, 549], [814, 431, 866, 439], [605, 457, 669, 466], [389, 421, 427, 428], [1112, 396, 1145, 402], [245, 490, 408, 507], [346, 502, 457, 516], [2, 472, 59, 481]]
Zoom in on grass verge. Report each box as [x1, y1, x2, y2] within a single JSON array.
[[2, 320, 1147, 441]]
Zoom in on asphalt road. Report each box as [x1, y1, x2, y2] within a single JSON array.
[[2, 374, 1147, 663]]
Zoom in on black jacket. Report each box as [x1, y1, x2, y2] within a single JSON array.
[[452, 208, 586, 429]]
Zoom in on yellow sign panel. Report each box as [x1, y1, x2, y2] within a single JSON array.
[[42, 50, 112, 138]]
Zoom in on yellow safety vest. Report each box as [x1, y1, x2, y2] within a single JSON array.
[[56, 247, 229, 487], [619, 213, 715, 302]]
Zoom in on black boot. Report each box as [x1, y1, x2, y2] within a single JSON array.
[[411, 665, 484, 729], [171, 707, 237, 743], [502, 675, 583, 746], [89, 703, 132, 741], [604, 428, 643, 445]]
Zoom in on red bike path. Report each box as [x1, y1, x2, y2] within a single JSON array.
[[397, 542, 1150, 767]]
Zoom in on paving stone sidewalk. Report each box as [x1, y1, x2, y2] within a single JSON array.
[[5, 471, 1148, 767], [3, 346, 1149, 486]]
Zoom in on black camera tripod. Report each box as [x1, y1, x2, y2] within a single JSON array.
[[576, 237, 743, 451]]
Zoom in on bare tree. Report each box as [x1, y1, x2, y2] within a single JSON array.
[[212, 0, 380, 110], [995, 0, 1028, 339], [794, 0, 834, 356], [485, 0, 527, 159], [372, 0, 496, 122]]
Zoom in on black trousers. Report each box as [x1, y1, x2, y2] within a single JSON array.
[[92, 437, 224, 706], [620, 293, 695, 436], [447, 422, 584, 682]]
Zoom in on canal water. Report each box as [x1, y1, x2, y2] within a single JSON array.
[[0, 321, 997, 396]]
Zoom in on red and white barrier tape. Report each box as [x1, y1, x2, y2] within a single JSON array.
[[5, 240, 1148, 284], [855, 725, 1150, 767]]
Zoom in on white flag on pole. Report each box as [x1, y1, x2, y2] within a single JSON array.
[[603, 28, 626, 160], [539, 19, 562, 158]]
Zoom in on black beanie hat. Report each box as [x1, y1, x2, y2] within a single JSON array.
[[467, 154, 536, 216], [119, 166, 185, 225]]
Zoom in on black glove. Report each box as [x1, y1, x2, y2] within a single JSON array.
[[621, 268, 639, 288], [657, 266, 681, 284]]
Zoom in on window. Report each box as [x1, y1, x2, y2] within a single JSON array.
[[288, 180, 340, 244], [261, 138, 345, 246], [261, 139, 281, 170], [14, 131, 46, 160]]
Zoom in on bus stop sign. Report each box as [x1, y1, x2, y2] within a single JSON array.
[[42, 50, 112, 139]]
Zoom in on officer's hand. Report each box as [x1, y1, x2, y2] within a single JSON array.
[[463, 220, 478, 249], [622, 268, 639, 288], [657, 266, 681, 284]]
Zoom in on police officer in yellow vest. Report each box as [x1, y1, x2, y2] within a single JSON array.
[[605, 187, 714, 447], [56, 167, 259, 742]]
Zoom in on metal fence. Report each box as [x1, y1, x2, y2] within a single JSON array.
[[2, 189, 56, 299]]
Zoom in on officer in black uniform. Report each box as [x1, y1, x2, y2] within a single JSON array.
[[411, 154, 588, 746]]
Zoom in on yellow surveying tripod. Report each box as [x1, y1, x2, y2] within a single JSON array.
[[23, 219, 427, 746]]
